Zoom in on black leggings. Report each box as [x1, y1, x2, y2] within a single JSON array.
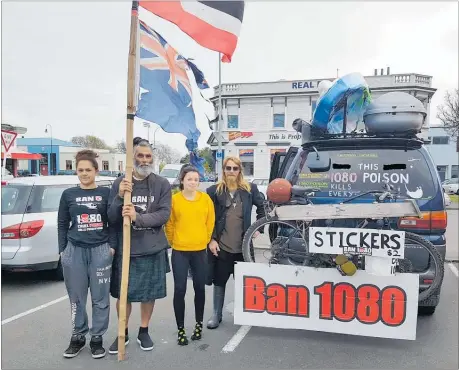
[[171, 249, 207, 328]]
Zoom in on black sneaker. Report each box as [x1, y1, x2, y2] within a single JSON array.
[[63, 335, 86, 358], [108, 335, 130, 355], [137, 331, 154, 351], [90, 336, 106, 359]]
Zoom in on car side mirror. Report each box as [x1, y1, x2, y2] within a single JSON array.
[[306, 151, 331, 172]]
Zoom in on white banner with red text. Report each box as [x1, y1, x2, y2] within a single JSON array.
[[234, 262, 419, 340]]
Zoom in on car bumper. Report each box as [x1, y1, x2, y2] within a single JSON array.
[[2, 261, 59, 272]]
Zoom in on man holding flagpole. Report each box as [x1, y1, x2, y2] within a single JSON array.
[[107, 137, 172, 354]]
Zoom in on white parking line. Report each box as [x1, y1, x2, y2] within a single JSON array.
[[221, 325, 252, 353], [1, 295, 68, 325], [448, 263, 459, 278]]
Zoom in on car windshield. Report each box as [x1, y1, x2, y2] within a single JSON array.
[[1, 185, 33, 215], [160, 169, 180, 178], [295, 148, 436, 200]]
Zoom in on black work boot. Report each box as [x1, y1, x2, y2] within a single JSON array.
[[206, 285, 225, 329]]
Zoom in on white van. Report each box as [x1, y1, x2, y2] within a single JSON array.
[[159, 164, 183, 184]]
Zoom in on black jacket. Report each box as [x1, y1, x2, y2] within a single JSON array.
[[206, 182, 265, 242], [108, 173, 172, 256]]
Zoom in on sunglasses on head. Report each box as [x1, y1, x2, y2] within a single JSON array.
[[225, 166, 239, 171]]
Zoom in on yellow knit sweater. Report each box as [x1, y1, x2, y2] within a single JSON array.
[[165, 191, 215, 251]]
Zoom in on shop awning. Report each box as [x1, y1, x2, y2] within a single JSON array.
[[1, 149, 42, 160]]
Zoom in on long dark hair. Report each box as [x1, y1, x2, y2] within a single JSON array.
[[179, 164, 199, 190]]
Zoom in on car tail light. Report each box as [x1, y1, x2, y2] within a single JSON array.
[[1, 181, 7, 186], [398, 211, 447, 230], [1, 220, 44, 239]]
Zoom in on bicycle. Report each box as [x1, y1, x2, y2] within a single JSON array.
[[241, 183, 444, 302]]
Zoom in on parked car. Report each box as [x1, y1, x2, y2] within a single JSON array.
[[1, 175, 116, 279], [444, 192, 452, 206], [270, 135, 447, 315], [442, 178, 459, 195], [2, 169, 14, 180], [159, 164, 183, 184]]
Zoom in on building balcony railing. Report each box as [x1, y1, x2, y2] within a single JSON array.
[[212, 73, 433, 97]]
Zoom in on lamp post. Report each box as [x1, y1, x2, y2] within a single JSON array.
[[143, 122, 151, 143], [44, 124, 53, 175]]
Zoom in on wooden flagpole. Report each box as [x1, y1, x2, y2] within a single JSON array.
[[118, 0, 139, 361]]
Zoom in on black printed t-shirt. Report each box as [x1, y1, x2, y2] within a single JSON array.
[[129, 176, 155, 256], [57, 186, 114, 253]]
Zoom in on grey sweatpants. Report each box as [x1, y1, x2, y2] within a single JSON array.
[[61, 242, 113, 337]]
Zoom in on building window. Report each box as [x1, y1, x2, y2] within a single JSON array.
[[451, 165, 458, 179], [239, 149, 254, 177], [65, 160, 72, 170], [118, 161, 123, 172], [273, 114, 285, 128], [437, 165, 447, 182], [228, 115, 239, 129], [432, 136, 449, 145], [102, 161, 109, 171]]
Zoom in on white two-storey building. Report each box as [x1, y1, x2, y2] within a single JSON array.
[[208, 69, 437, 179]]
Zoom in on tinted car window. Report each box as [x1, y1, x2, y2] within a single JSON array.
[[1, 185, 32, 215], [27, 185, 75, 213], [295, 148, 436, 200]]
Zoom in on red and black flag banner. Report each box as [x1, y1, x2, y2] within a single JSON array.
[[139, 1, 245, 62]]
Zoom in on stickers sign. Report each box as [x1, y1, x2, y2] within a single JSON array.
[[309, 227, 406, 259], [234, 262, 419, 340]]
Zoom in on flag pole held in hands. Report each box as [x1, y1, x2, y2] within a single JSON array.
[[118, 1, 139, 361]]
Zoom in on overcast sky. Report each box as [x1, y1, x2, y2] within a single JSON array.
[[2, 1, 458, 155]]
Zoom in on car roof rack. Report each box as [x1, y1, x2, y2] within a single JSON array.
[[292, 92, 426, 151]]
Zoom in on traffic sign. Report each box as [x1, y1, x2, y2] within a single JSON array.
[[216, 150, 223, 159], [1, 130, 17, 153]]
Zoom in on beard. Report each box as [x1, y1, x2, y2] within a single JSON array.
[[226, 175, 238, 191], [134, 161, 154, 178]]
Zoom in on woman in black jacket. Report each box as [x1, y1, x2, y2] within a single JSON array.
[[205, 156, 265, 329]]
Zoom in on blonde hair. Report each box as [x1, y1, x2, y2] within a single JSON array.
[[216, 156, 251, 194]]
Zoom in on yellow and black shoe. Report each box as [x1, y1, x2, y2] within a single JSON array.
[[177, 328, 188, 346], [190, 322, 203, 341]]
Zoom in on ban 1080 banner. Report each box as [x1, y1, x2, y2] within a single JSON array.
[[234, 262, 419, 340]]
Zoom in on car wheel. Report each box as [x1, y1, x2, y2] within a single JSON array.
[[456, 189, 459, 195], [54, 259, 64, 281], [418, 306, 436, 316]]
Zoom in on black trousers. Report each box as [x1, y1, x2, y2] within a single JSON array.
[[171, 249, 207, 328], [207, 248, 244, 287]]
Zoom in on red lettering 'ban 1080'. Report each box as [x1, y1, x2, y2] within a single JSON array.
[[243, 277, 407, 327]]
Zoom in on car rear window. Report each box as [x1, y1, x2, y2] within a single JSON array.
[[25, 181, 113, 213], [295, 148, 436, 200], [1, 185, 33, 215]]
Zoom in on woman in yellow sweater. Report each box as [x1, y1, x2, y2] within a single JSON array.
[[165, 165, 215, 346]]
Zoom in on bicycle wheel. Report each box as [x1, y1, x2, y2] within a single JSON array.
[[402, 232, 444, 302], [242, 216, 304, 264]]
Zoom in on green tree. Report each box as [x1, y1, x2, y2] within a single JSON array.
[[179, 147, 215, 173]]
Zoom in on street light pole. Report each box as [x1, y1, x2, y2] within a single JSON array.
[[153, 126, 160, 173], [143, 122, 151, 143], [45, 124, 53, 175]]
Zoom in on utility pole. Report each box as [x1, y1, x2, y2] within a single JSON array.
[[216, 53, 223, 180]]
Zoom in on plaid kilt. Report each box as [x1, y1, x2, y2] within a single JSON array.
[[110, 249, 171, 302]]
